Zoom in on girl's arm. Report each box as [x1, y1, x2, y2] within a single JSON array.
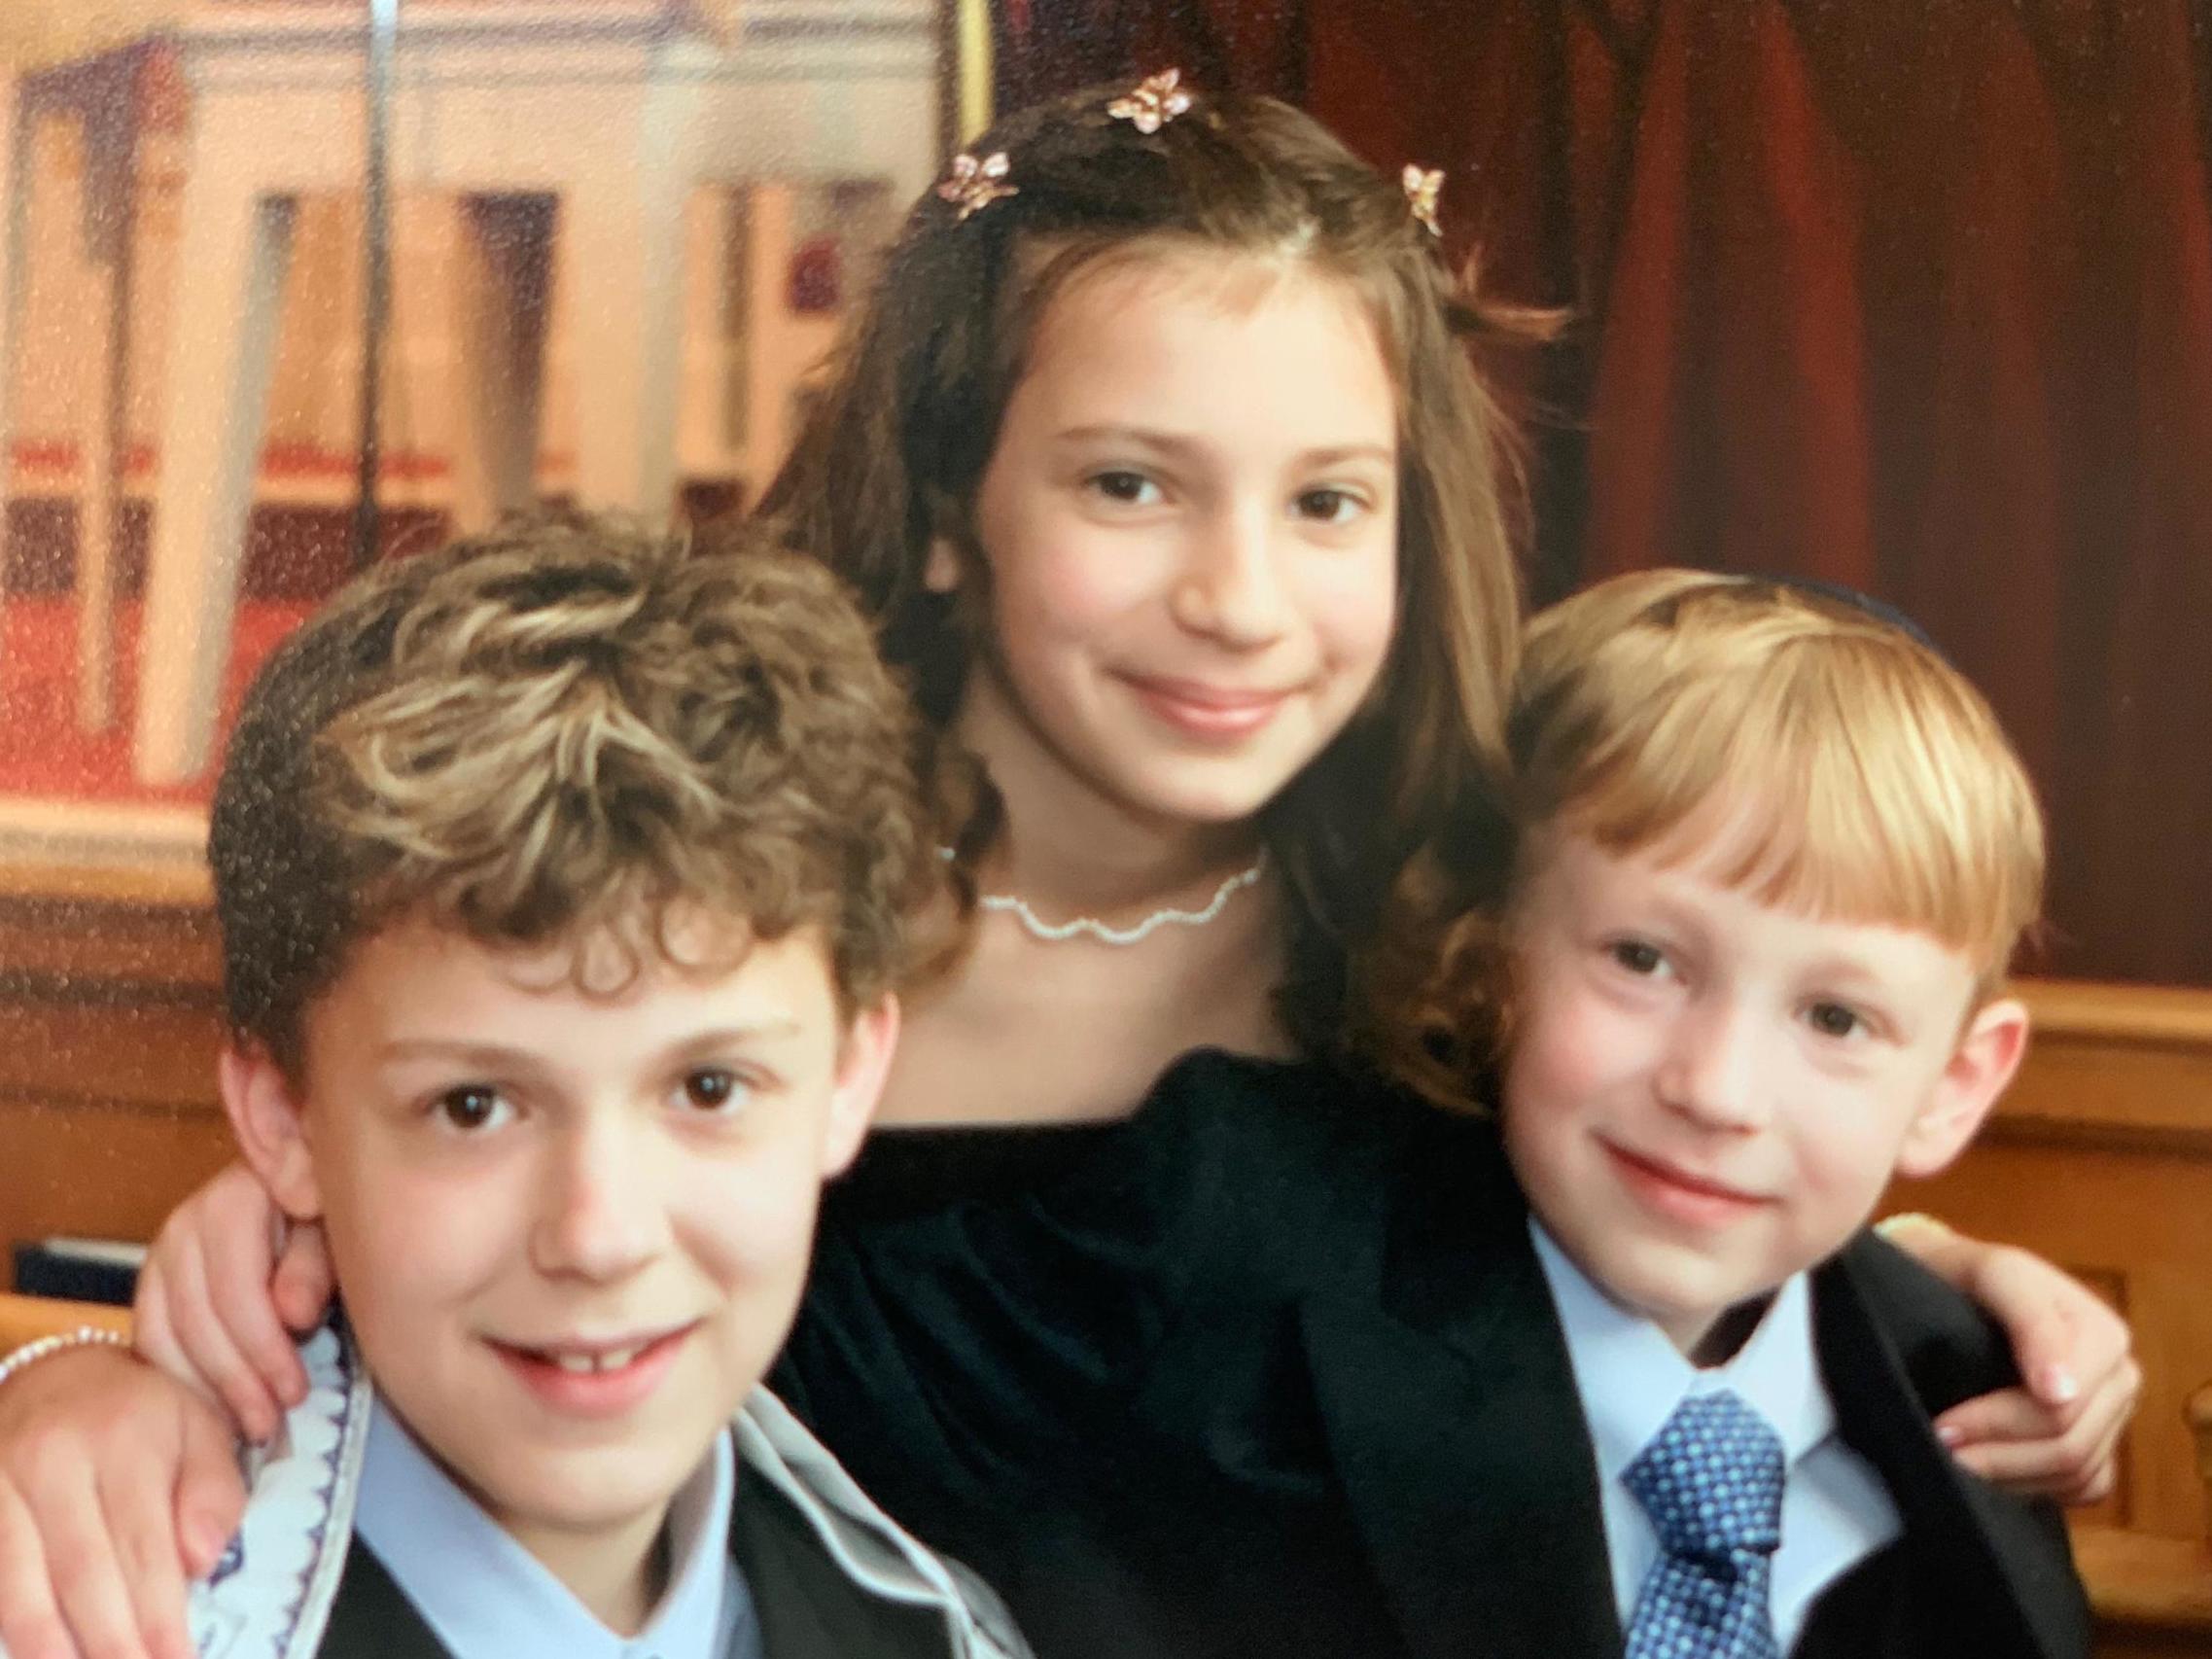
[[0, 1341, 241, 1659], [0, 1161, 325, 1659], [130, 1162, 335, 1444], [1884, 1213, 2140, 1501]]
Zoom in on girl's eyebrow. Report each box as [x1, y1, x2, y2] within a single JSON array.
[[1298, 442, 1397, 469], [1051, 424, 1395, 468], [1050, 423, 1201, 454]]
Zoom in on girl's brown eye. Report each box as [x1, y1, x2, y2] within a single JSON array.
[[1086, 470, 1163, 508], [1295, 487, 1357, 523]]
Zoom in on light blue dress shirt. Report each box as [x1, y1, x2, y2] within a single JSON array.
[[1528, 1220, 1903, 1655], [353, 1399, 758, 1659]]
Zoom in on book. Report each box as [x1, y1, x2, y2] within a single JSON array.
[[12, 1236, 146, 1307]]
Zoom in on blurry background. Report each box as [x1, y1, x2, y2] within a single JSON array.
[[0, 0, 928, 859]]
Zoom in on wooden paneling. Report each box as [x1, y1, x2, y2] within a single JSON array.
[[0, 876, 227, 1254], [0, 1291, 128, 1352], [1890, 978, 2212, 1654]]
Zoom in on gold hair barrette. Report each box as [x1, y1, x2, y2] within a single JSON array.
[[936, 151, 1018, 221], [1108, 69, 1194, 134], [1402, 164, 1444, 238]]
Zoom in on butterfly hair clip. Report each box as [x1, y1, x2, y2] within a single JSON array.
[[937, 151, 1018, 221], [1108, 69, 1194, 134], [1402, 164, 1444, 238]]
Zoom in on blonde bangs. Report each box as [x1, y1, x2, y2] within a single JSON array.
[[1516, 572, 2046, 988]]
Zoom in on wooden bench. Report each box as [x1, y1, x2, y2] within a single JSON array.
[[0, 1289, 129, 1353], [2070, 1384, 2212, 1656]]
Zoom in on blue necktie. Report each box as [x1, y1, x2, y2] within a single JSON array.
[[1623, 1390, 1787, 1659]]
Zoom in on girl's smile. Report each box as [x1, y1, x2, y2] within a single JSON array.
[[1116, 672, 1297, 742], [940, 249, 1401, 849]]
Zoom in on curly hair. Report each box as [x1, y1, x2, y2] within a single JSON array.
[[760, 82, 1542, 1102], [208, 514, 942, 1069]]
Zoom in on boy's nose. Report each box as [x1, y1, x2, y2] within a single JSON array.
[[1170, 506, 1289, 649], [530, 1123, 668, 1281], [1655, 1000, 1772, 1133]]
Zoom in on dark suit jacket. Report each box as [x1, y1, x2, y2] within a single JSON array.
[[314, 1469, 966, 1659], [788, 1050, 2092, 1659], [1283, 1092, 2094, 1659]]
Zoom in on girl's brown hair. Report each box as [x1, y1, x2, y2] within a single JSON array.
[[761, 82, 1537, 1102]]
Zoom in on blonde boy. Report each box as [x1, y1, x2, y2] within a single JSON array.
[[1490, 569, 2088, 1657], [171, 519, 1021, 1658]]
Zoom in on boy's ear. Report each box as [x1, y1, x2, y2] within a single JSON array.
[[821, 995, 900, 1179], [1895, 997, 2030, 1180], [218, 1042, 326, 1222]]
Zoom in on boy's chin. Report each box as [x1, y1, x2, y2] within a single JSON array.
[[1590, 1245, 1808, 1359], [455, 1433, 724, 1538]]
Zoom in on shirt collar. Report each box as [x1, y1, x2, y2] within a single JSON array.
[[1528, 1217, 1837, 1484], [354, 1394, 738, 1659]]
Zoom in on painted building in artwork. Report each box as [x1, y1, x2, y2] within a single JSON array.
[[0, 1, 930, 837]]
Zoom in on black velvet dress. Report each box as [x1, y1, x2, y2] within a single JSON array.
[[771, 1047, 1418, 1659]]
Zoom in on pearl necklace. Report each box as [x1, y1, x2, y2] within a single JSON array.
[[944, 847, 1269, 946]]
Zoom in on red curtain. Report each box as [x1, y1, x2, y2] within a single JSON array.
[[998, 0, 2212, 989]]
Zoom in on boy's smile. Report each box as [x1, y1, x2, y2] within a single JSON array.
[[1500, 828, 2025, 1358], [488, 1321, 702, 1418], [225, 913, 892, 1606]]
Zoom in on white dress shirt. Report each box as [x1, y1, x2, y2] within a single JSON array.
[[1528, 1220, 1902, 1654], [354, 1398, 756, 1659]]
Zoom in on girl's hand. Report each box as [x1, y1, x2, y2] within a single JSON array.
[[132, 1162, 335, 1444], [0, 1343, 243, 1659], [1890, 1215, 2141, 1502]]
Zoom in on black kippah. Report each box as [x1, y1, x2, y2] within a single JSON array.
[[1750, 573, 1946, 660]]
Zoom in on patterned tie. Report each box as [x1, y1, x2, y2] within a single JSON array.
[[1623, 1390, 1787, 1659]]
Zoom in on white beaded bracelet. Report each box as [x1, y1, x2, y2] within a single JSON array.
[[0, 1324, 130, 1391]]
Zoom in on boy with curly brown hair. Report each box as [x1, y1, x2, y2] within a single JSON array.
[[167, 517, 1021, 1658]]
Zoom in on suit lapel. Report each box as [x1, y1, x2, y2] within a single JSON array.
[[1299, 1126, 1623, 1659], [729, 1466, 954, 1659], [1813, 1244, 2091, 1659], [313, 1539, 456, 1659]]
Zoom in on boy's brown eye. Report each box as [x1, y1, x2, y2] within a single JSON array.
[[1808, 1003, 1863, 1039], [1611, 940, 1664, 975], [680, 1069, 751, 1113], [437, 1085, 505, 1131]]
